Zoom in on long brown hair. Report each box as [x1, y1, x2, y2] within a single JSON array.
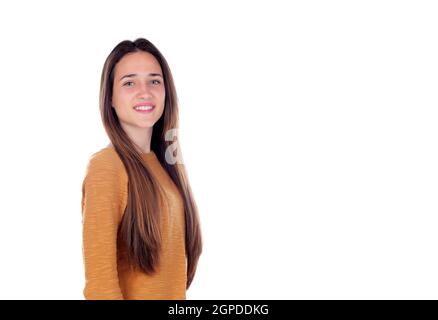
[[99, 38, 202, 289]]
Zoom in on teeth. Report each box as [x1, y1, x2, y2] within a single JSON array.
[[134, 105, 153, 110]]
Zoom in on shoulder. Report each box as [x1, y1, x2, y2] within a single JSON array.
[[87, 146, 123, 170], [84, 147, 127, 183]]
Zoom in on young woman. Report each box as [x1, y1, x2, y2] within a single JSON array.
[[81, 38, 203, 300]]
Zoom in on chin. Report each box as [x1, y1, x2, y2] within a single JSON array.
[[136, 121, 156, 129]]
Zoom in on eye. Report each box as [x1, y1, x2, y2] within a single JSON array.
[[123, 81, 134, 87], [151, 79, 161, 85]]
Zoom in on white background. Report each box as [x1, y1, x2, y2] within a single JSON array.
[[0, 0, 437, 299]]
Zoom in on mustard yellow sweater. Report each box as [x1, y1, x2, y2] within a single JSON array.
[[81, 147, 187, 300]]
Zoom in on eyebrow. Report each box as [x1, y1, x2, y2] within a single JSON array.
[[119, 73, 163, 81]]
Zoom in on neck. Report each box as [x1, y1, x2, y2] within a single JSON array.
[[120, 123, 153, 154]]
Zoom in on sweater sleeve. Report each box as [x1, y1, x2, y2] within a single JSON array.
[[81, 156, 125, 300]]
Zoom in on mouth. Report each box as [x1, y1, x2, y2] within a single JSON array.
[[133, 105, 155, 114]]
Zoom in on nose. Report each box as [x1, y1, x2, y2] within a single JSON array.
[[137, 82, 153, 99]]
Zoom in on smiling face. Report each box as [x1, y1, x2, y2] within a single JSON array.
[[111, 51, 166, 130]]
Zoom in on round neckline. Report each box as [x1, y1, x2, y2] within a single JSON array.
[[141, 150, 155, 158], [105, 145, 156, 158]]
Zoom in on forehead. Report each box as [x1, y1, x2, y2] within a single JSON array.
[[114, 51, 162, 75]]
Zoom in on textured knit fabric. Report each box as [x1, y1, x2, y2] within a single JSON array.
[[81, 146, 187, 300]]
